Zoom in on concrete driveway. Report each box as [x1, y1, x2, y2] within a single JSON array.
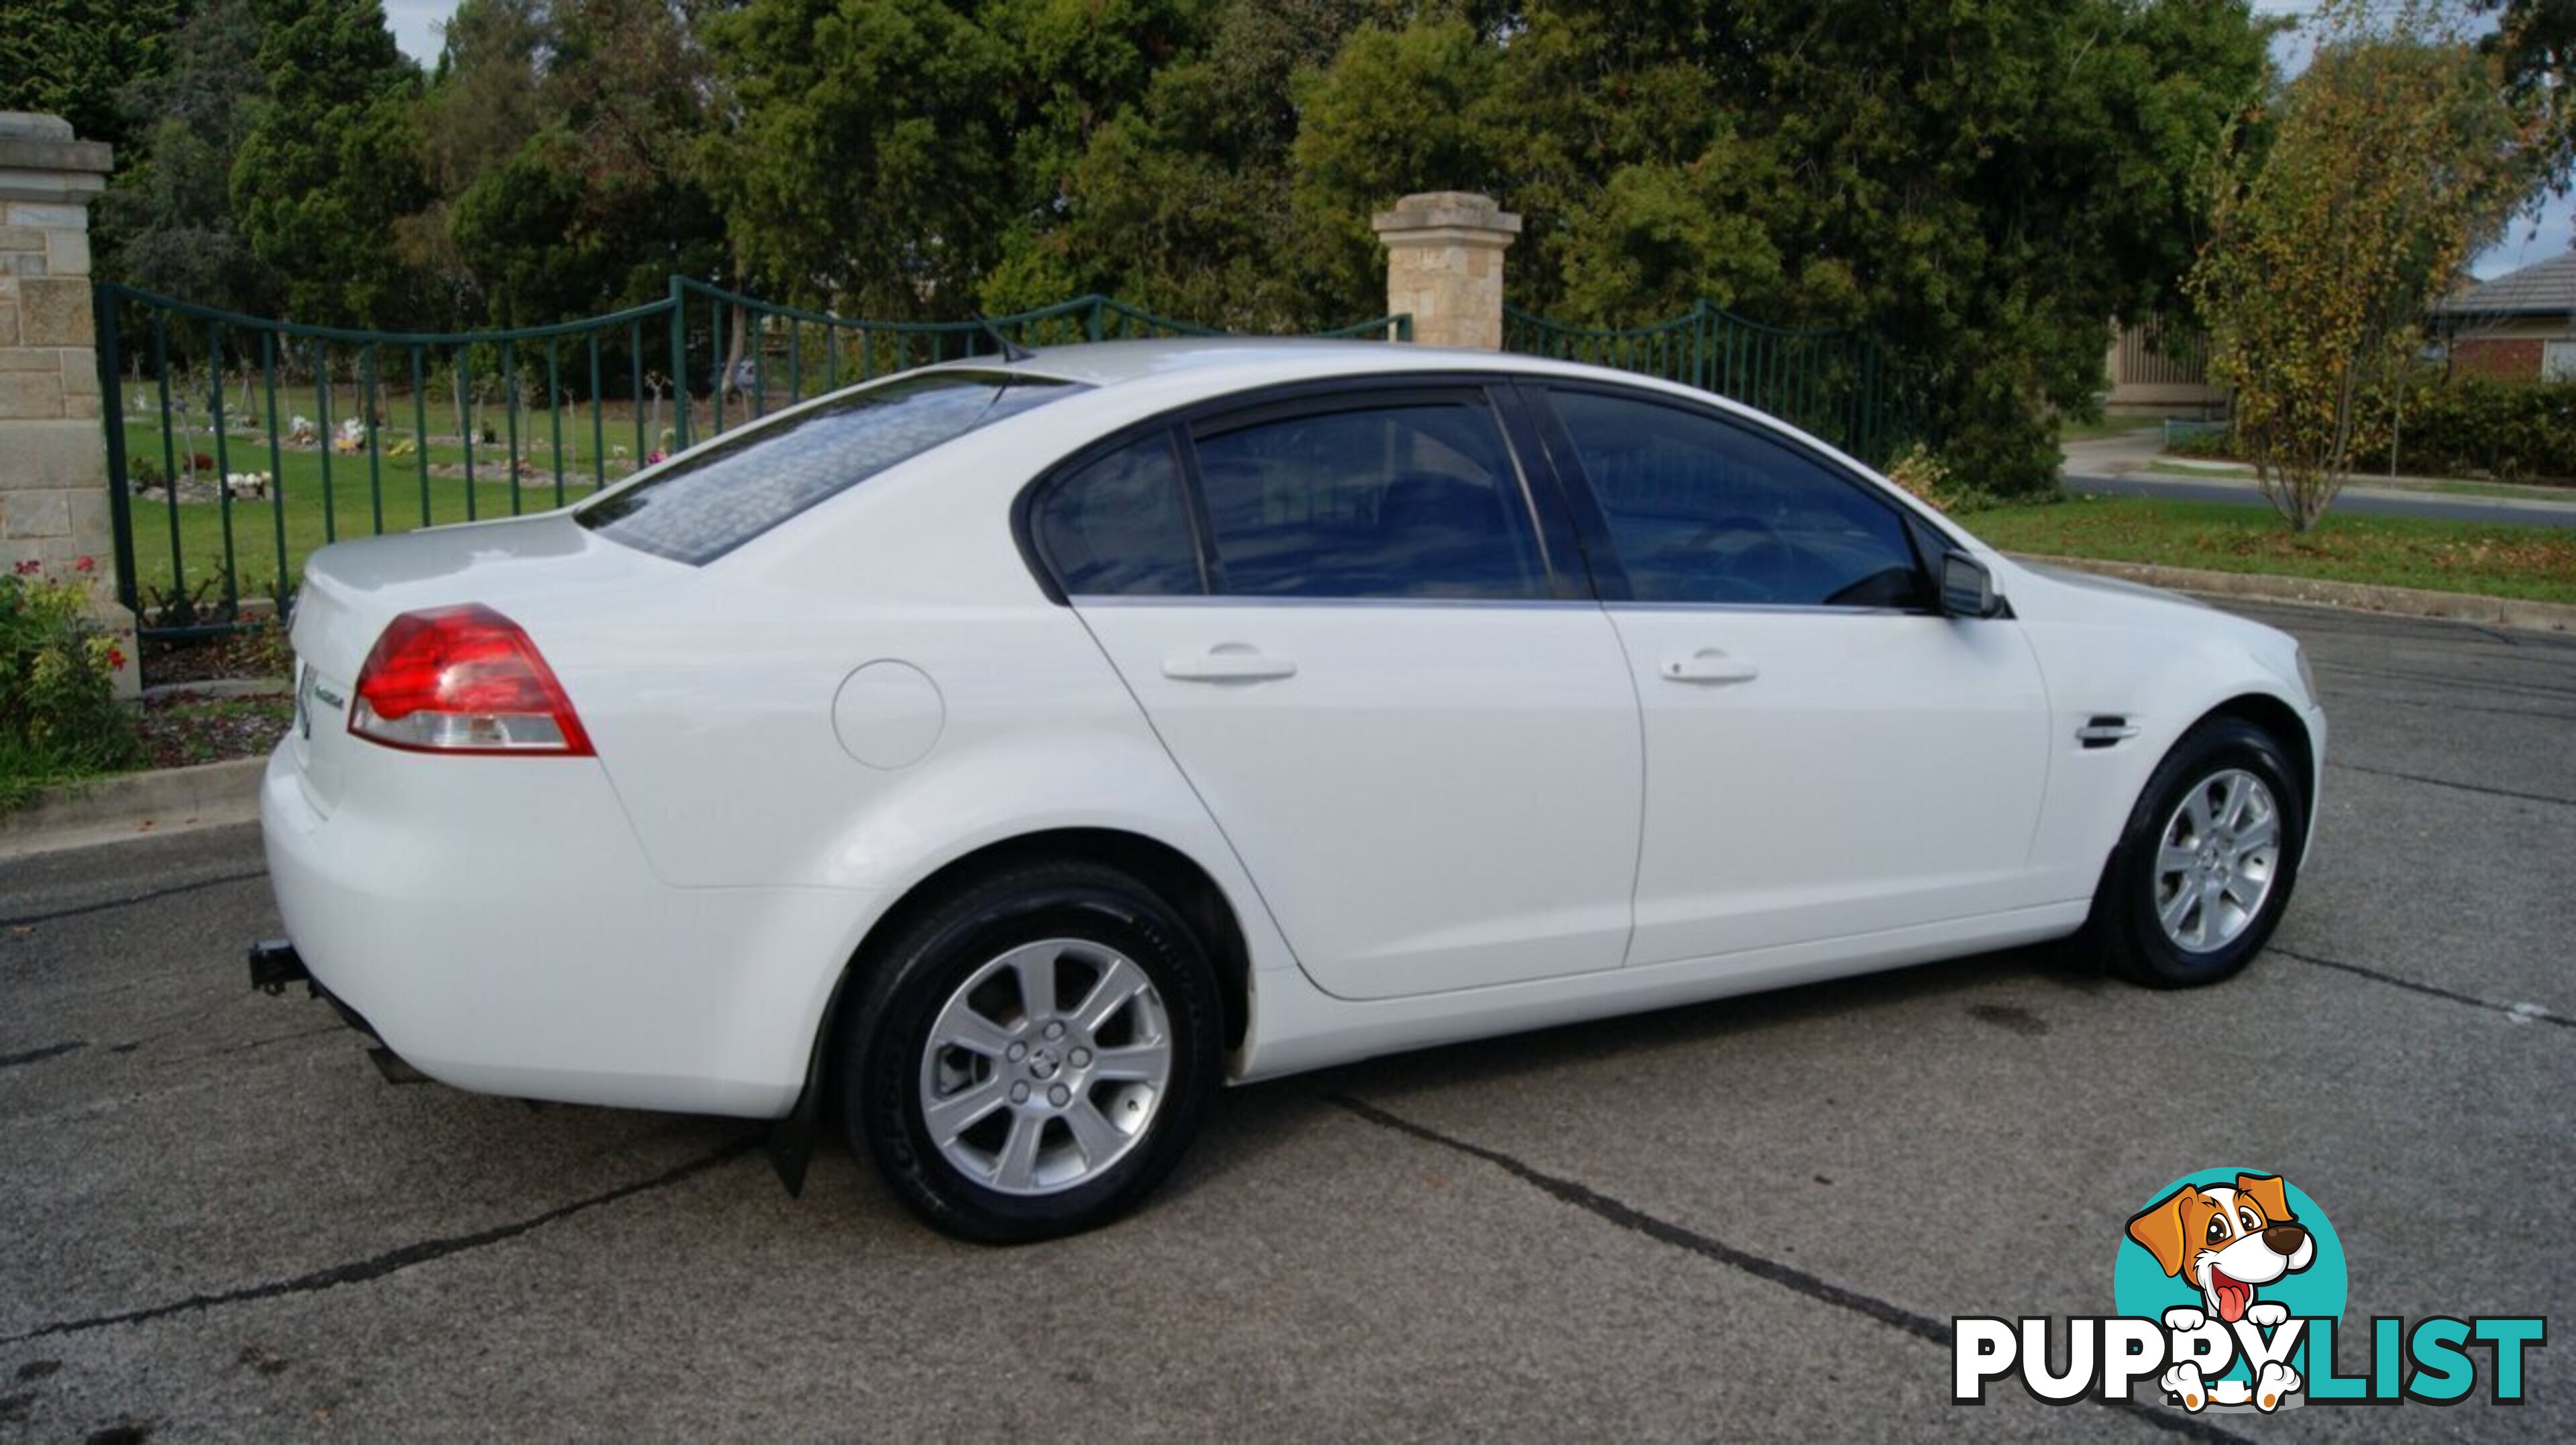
[[3, 601, 2569, 1442]]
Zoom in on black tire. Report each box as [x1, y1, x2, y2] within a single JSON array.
[[839, 860, 1222, 1244], [2082, 717, 2307, 988]]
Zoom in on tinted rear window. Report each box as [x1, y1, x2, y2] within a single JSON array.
[[1191, 399, 1547, 599], [577, 371, 1081, 563], [1033, 432, 1205, 596]]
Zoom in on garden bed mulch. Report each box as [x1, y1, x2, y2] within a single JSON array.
[[133, 689, 293, 769], [140, 625, 290, 689]]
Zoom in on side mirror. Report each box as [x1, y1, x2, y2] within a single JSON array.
[[1939, 550, 2004, 619]]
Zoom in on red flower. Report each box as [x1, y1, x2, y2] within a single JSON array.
[[75, 555, 95, 573], [12, 559, 38, 576], [106, 647, 127, 671]]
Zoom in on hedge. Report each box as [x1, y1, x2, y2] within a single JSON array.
[[2167, 378, 2576, 483], [2392, 378, 2576, 482]]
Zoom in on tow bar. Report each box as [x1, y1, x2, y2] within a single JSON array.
[[245, 938, 427, 1085], [248, 938, 308, 994]]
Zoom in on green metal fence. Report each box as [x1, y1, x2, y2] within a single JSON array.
[[93, 278, 1410, 639], [1503, 299, 1915, 464]]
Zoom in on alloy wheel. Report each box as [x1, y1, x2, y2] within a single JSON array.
[[2151, 768, 2282, 954], [917, 938, 1173, 1195]]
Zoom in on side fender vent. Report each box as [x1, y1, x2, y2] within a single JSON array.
[[2076, 715, 2139, 749]]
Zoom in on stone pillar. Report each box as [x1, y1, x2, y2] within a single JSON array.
[[0, 112, 133, 697], [1371, 191, 1520, 350]]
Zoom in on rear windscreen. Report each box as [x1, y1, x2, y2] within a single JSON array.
[[576, 371, 1083, 564]]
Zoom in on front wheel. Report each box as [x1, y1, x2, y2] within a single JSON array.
[[2084, 718, 2307, 988], [841, 861, 1222, 1243]]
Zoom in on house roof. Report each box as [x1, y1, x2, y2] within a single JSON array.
[[2434, 252, 2576, 319]]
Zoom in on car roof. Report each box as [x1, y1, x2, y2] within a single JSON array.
[[917, 337, 1849, 448], [920, 335, 1684, 395], [935, 337, 1462, 387]]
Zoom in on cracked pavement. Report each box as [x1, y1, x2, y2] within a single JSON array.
[[2, 601, 2570, 1441]]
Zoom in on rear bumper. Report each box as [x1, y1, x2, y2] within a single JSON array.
[[260, 743, 877, 1119]]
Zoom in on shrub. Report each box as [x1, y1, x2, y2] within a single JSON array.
[[2165, 426, 2243, 460], [1882, 442, 2015, 513], [2149, 381, 2576, 482], [2391, 378, 2576, 482], [141, 576, 225, 632], [1, 559, 142, 810]]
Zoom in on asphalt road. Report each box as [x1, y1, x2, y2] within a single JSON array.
[[2064, 470, 2576, 528], [4, 602, 2571, 1442]]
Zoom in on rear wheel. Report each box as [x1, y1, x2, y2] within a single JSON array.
[[841, 861, 1221, 1243], [2083, 718, 2306, 988]]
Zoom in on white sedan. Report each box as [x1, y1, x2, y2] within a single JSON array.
[[258, 341, 2323, 1241]]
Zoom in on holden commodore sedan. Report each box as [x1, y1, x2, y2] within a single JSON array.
[[258, 340, 2323, 1242]]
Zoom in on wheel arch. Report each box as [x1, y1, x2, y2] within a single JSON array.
[[767, 825, 1256, 1195], [845, 827, 1253, 1056], [2079, 686, 2320, 930], [2200, 690, 2316, 817]]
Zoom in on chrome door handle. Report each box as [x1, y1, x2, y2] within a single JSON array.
[[1163, 647, 1297, 682], [1660, 649, 1759, 684]]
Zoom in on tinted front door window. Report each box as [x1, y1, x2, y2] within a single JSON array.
[[1548, 388, 1926, 608]]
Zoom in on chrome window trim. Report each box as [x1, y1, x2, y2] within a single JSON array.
[[1603, 600, 1929, 619], [1065, 593, 1605, 612], [1067, 596, 1929, 619]]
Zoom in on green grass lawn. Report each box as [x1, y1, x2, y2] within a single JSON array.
[[115, 418, 655, 606], [1968, 496, 2576, 604], [109, 377, 818, 606]]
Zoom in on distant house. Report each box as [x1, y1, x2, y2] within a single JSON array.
[[2432, 253, 2576, 380]]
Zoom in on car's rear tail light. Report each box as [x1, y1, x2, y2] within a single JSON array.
[[350, 604, 594, 755]]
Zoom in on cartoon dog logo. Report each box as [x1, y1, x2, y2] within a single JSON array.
[[2125, 1172, 2316, 1411]]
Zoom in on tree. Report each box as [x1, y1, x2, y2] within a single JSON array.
[[700, 0, 1187, 315], [399, 0, 553, 318], [97, 0, 281, 315], [229, 0, 431, 326], [2188, 0, 2556, 530], [2474, 0, 2576, 249], [1033, 0, 1379, 327], [413, 0, 727, 326], [1286, 1, 2273, 491], [0, 0, 186, 156]]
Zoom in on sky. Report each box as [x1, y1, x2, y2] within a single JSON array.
[[384, 0, 453, 70], [380, 0, 2565, 280]]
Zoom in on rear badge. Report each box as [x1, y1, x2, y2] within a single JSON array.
[[299, 669, 342, 739]]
